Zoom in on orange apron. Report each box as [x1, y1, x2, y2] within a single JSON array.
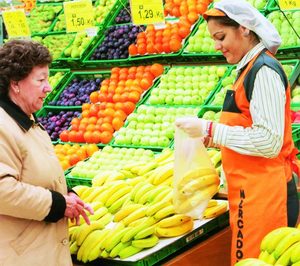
[[219, 50, 295, 265]]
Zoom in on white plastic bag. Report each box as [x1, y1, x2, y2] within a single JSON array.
[[173, 127, 220, 219]]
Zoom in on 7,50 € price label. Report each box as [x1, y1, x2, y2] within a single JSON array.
[[2, 9, 31, 38], [64, 0, 94, 33], [130, 0, 165, 25]]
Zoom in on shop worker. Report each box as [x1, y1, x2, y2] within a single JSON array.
[[176, 0, 299, 264], [0, 40, 93, 266]]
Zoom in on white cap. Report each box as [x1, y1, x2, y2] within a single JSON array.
[[205, 0, 282, 54]]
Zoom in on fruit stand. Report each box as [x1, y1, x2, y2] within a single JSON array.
[[1, 0, 299, 265]]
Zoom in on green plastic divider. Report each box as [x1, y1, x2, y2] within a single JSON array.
[[66, 176, 92, 188], [44, 70, 111, 108]]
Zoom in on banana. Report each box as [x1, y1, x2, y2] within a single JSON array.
[[176, 185, 219, 214], [292, 261, 300, 266], [76, 220, 106, 246], [132, 234, 159, 248], [97, 212, 113, 226], [93, 189, 111, 204], [92, 171, 111, 186], [207, 199, 218, 208], [104, 227, 132, 252], [121, 217, 157, 243], [122, 207, 148, 226], [154, 205, 176, 220], [128, 217, 149, 227], [152, 163, 174, 185], [104, 181, 128, 203], [99, 249, 109, 258], [88, 206, 109, 222], [109, 241, 131, 258], [273, 230, 300, 259], [108, 194, 131, 214], [134, 224, 157, 240], [70, 226, 80, 243], [79, 187, 94, 201], [146, 199, 173, 217], [155, 219, 194, 238], [122, 161, 144, 172], [180, 174, 220, 195], [291, 241, 300, 263], [126, 175, 146, 186], [154, 148, 173, 164], [260, 227, 297, 253], [89, 201, 104, 212], [119, 169, 137, 178], [147, 185, 170, 203], [106, 171, 126, 182], [69, 241, 79, 255], [274, 241, 300, 266], [151, 187, 173, 204], [83, 186, 106, 203], [87, 228, 111, 262], [207, 149, 219, 158], [137, 161, 158, 176], [77, 229, 103, 263], [134, 183, 155, 204], [114, 203, 143, 222], [235, 258, 271, 266], [119, 245, 143, 259], [258, 250, 276, 264], [210, 151, 222, 167], [130, 181, 148, 201], [179, 167, 217, 186], [72, 185, 89, 197], [203, 201, 228, 219], [160, 176, 173, 187], [105, 185, 131, 208], [137, 187, 157, 205], [157, 214, 192, 228]]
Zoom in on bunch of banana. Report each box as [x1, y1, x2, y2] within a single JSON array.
[[154, 148, 174, 165], [259, 227, 300, 265], [234, 258, 272, 266], [147, 162, 174, 186], [72, 185, 90, 198], [203, 200, 228, 219], [155, 215, 194, 238], [209, 150, 222, 168]]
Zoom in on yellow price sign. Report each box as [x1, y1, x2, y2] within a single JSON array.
[[130, 0, 165, 25], [279, 0, 300, 9], [2, 9, 30, 38], [64, 0, 94, 33]]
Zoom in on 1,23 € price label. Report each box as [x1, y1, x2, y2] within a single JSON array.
[[279, 0, 300, 9], [130, 0, 164, 25], [64, 0, 94, 33], [2, 9, 31, 38]]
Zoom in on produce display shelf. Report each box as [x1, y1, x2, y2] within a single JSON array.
[[66, 175, 92, 188], [198, 105, 223, 120], [72, 210, 229, 266], [44, 68, 71, 106], [44, 70, 111, 109]]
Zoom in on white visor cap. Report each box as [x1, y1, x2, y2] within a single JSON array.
[[214, 0, 282, 54]]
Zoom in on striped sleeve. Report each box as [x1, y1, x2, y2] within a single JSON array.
[[213, 65, 286, 158]]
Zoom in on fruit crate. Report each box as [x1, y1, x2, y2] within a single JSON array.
[[71, 210, 229, 266], [44, 70, 111, 109], [266, 9, 300, 58], [111, 105, 201, 151], [57, 28, 103, 68], [198, 105, 223, 122], [141, 64, 232, 107], [35, 107, 81, 142], [127, 17, 203, 65], [43, 68, 71, 106], [82, 23, 146, 68], [65, 175, 92, 188], [29, 3, 63, 37]]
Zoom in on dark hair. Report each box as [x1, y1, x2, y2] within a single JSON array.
[[0, 39, 52, 97]]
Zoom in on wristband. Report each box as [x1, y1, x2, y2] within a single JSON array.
[[206, 121, 213, 137]]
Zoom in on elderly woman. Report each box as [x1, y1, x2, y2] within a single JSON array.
[[0, 39, 92, 266], [176, 0, 299, 264]]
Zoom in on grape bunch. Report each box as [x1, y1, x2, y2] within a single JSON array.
[[115, 4, 131, 24]]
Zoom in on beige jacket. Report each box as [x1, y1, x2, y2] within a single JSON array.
[[0, 99, 72, 266]]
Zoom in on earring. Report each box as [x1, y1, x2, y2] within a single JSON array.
[[16, 88, 20, 93]]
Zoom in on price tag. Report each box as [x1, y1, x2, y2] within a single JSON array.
[[64, 0, 94, 33], [2, 9, 30, 38], [279, 0, 300, 9], [130, 0, 164, 25]]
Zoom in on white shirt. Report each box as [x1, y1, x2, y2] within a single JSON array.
[[213, 42, 286, 158]]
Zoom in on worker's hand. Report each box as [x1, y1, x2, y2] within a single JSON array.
[[64, 193, 93, 225], [175, 117, 210, 138]]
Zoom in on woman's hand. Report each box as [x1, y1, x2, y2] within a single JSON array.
[[175, 117, 210, 138], [64, 192, 94, 225]]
